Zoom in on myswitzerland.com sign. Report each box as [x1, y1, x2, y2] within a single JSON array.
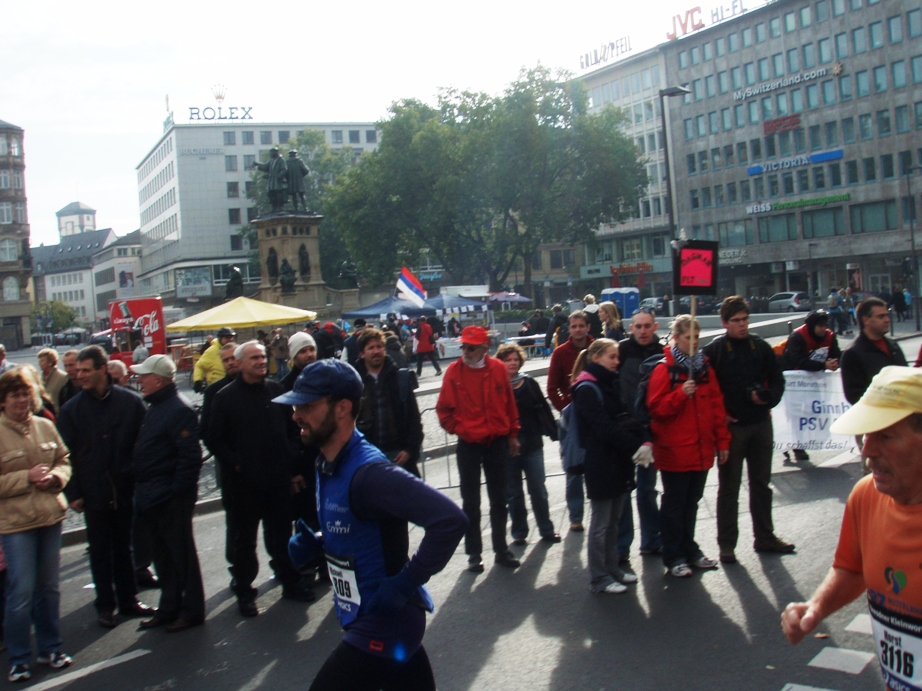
[[733, 69, 827, 101]]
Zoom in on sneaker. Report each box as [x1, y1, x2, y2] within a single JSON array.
[[569, 521, 584, 532], [668, 563, 693, 578], [600, 581, 628, 594], [8, 665, 31, 683], [754, 536, 796, 554], [36, 652, 72, 670], [615, 570, 638, 584], [793, 449, 810, 461], [691, 555, 719, 570], [467, 555, 484, 573]]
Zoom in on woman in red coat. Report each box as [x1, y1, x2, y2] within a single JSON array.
[[647, 315, 730, 578]]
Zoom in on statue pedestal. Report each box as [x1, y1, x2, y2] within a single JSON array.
[[251, 214, 359, 315]]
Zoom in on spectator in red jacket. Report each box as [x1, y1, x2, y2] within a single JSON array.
[[647, 315, 730, 578], [437, 326, 520, 573], [546, 311, 593, 531], [414, 317, 442, 377]]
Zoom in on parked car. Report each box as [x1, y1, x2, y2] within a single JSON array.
[[639, 297, 664, 314], [768, 291, 812, 313]]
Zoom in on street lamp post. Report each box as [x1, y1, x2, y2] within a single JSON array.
[[659, 85, 693, 242], [906, 166, 921, 330]]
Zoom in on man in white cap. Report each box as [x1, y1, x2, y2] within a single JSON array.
[[280, 331, 317, 392], [130, 355, 205, 632], [782, 366, 922, 690]]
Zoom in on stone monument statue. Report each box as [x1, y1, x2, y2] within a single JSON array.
[[252, 146, 288, 213], [286, 150, 310, 212], [279, 258, 296, 293], [266, 248, 279, 281], [225, 265, 244, 300]]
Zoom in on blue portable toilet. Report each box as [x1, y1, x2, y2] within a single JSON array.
[[600, 287, 640, 317]]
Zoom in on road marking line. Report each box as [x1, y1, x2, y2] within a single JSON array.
[[808, 647, 875, 674], [845, 613, 873, 635], [24, 649, 151, 691], [780, 684, 841, 691]]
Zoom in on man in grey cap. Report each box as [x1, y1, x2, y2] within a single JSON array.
[[275, 359, 466, 690], [130, 355, 205, 632], [782, 366, 922, 691]]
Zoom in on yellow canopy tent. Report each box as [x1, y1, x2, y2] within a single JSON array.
[[165, 297, 317, 332]]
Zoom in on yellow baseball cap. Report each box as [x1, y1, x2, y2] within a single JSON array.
[[831, 366, 922, 435]]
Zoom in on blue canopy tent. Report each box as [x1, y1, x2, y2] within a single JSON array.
[[341, 294, 486, 320]]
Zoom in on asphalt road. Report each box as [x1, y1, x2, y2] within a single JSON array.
[[6, 323, 920, 690]]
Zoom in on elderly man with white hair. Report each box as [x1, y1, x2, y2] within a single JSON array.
[[782, 366, 922, 690], [130, 354, 204, 633], [208, 340, 315, 617]]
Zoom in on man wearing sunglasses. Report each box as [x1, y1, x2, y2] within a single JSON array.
[[437, 326, 521, 573]]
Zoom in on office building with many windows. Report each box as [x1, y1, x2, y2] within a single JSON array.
[[0, 120, 33, 347], [582, 0, 922, 301], [135, 121, 377, 304]]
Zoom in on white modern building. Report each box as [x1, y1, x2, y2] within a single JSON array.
[[134, 121, 379, 304], [92, 229, 141, 325]]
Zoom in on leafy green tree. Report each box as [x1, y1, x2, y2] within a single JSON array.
[[30, 300, 77, 333], [243, 129, 356, 286], [326, 65, 647, 293]]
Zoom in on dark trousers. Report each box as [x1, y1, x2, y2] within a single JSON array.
[[231, 484, 300, 600], [84, 501, 138, 613], [456, 438, 509, 556], [132, 511, 154, 576], [415, 351, 441, 374], [309, 641, 435, 691], [660, 469, 709, 568], [144, 495, 205, 623], [717, 419, 776, 550], [217, 465, 237, 567]]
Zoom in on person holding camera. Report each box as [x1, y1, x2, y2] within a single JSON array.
[[703, 296, 792, 565]]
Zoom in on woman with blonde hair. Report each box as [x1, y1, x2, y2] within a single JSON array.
[[647, 315, 730, 578], [598, 301, 625, 341], [0, 369, 72, 681], [570, 339, 647, 594]]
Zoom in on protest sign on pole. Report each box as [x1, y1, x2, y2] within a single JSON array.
[[773, 370, 856, 453]]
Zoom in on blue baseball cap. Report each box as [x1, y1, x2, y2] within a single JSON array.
[[272, 358, 363, 406]]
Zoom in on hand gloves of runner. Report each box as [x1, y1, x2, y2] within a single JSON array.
[[288, 519, 323, 568], [366, 569, 418, 617], [632, 443, 654, 468], [193, 379, 206, 394]]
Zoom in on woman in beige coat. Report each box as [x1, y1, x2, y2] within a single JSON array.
[[0, 369, 72, 682]]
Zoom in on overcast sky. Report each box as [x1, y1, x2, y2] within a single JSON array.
[[2, 0, 768, 248]]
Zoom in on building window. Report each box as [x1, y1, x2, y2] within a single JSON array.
[[822, 80, 836, 105], [331, 130, 343, 144], [893, 61, 907, 88], [804, 207, 845, 237], [874, 66, 888, 92], [814, 166, 827, 189], [878, 109, 892, 136], [798, 169, 811, 192], [225, 156, 237, 172], [864, 157, 877, 181], [840, 74, 853, 100], [223, 132, 236, 145], [348, 130, 361, 144], [740, 180, 751, 201], [910, 9, 922, 38], [816, 0, 829, 22], [770, 16, 781, 37], [830, 162, 843, 186], [0, 239, 18, 262], [366, 130, 377, 144], [0, 203, 11, 224], [0, 171, 7, 189], [690, 190, 700, 210], [870, 21, 884, 49], [785, 11, 796, 32], [230, 235, 243, 251], [889, 15, 903, 43], [243, 154, 255, 169], [788, 49, 801, 73], [846, 160, 860, 184], [859, 113, 873, 139], [9, 139, 19, 156], [856, 70, 869, 96], [851, 200, 898, 232], [896, 106, 910, 133], [758, 58, 769, 81], [278, 131, 290, 144], [737, 141, 748, 165], [803, 43, 816, 69], [549, 249, 575, 268], [755, 22, 766, 42], [758, 213, 797, 242], [792, 89, 804, 113], [227, 182, 239, 198], [2, 277, 19, 302], [819, 38, 832, 63], [260, 131, 273, 145], [228, 208, 241, 224], [242, 131, 254, 145], [719, 220, 753, 247], [731, 67, 742, 90], [727, 182, 738, 204], [882, 154, 895, 179], [825, 121, 838, 146], [800, 6, 812, 27], [835, 32, 848, 58], [853, 27, 867, 54]]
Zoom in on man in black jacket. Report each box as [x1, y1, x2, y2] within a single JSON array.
[[353, 328, 424, 477], [131, 355, 205, 633], [840, 298, 908, 406], [703, 296, 791, 564], [209, 341, 315, 617], [279, 332, 317, 392], [59, 346, 153, 629], [616, 308, 663, 565]]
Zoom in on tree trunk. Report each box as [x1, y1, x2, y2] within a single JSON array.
[[522, 255, 533, 299]]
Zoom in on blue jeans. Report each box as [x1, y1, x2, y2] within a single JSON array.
[[566, 473, 584, 523], [506, 447, 555, 539], [617, 463, 662, 557], [275, 358, 290, 378], [1, 523, 64, 666]]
